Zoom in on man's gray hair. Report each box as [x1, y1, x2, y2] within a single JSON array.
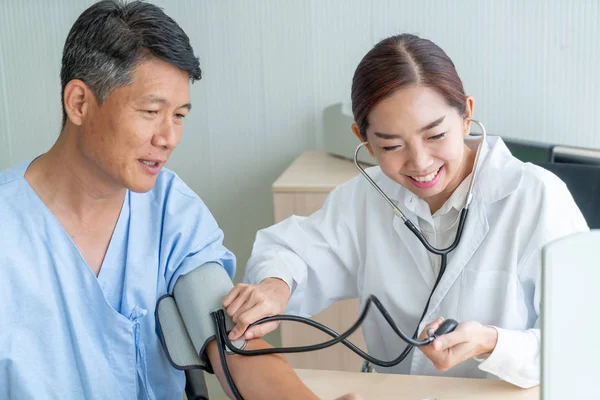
[[60, 0, 202, 125]]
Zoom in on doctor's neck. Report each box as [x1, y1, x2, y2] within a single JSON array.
[[25, 125, 126, 220]]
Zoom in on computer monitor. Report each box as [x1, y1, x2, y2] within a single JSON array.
[[541, 230, 600, 399], [502, 137, 555, 164], [551, 146, 600, 166]]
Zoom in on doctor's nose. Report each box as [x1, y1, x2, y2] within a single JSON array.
[[405, 146, 433, 172]]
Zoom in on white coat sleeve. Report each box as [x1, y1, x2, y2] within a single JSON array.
[[243, 181, 363, 317], [477, 169, 589, 388]]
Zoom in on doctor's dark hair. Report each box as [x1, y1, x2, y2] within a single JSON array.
[[351, 34, 466, 137], [60, 0, 202, 126]]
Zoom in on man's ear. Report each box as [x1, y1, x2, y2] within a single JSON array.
[[63, 79, 94, 126]]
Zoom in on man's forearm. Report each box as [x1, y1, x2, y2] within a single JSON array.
[[206, 339, 319, 400]]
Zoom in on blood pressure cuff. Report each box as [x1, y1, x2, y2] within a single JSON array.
[[155, 262, 235, 374]]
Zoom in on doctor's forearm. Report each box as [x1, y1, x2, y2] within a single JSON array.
[[206, 339, 319, 400]]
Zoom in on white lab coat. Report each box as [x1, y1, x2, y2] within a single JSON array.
[[244, 136, 588, 388]]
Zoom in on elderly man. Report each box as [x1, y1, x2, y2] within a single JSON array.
[[0, 1, 359, 399]]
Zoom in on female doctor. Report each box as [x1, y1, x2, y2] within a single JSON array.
[[223, 34, 588, 388]]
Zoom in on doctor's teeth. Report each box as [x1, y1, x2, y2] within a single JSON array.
[[412, 168, 440, 182], [142, 161, 157, 166]]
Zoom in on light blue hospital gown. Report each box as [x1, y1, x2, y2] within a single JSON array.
[[0, 160, 236, 399]]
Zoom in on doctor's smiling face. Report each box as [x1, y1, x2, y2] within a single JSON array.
[[351, 34, 476, 213], [354, 85, 475, 212]]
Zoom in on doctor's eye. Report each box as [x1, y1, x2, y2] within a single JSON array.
[[428, 132, 446, 140], [383, 145, 402, 152]]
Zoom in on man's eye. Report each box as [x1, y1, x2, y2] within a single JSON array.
[[383, 145, 402, 151]]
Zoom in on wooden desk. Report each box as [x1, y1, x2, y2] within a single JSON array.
[[297, 369, 539, 400], [272, 151, 366, 372]]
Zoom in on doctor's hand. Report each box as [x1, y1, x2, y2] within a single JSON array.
[[417, 317, 498, 371], [223, 278, 291, 341]]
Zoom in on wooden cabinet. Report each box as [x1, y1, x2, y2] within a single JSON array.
[[272, 151, 367, 372]]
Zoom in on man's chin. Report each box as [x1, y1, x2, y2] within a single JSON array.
[[127, 177, 158, 193]]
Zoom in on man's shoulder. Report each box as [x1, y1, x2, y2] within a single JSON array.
[[0, 160, 30, 190], [134, 168, 209, 217], [149, 167, 200, 201], [0, 161, 33, 211]]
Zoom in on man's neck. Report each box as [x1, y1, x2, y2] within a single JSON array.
[[25, 129, 126, 224]]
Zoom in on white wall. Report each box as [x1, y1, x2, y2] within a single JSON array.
[[2, 0, 600, 283]]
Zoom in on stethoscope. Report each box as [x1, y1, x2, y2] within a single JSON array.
[[211, 118, 488, 400]]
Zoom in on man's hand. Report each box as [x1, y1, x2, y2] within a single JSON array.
[[418, 317, 498, 371], [223, 278, 291, 340]]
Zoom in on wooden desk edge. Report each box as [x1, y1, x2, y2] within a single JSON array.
[[295, 369, 539, 399], [272, 151, 369, 193]]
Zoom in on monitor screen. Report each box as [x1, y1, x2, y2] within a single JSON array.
[[551, 146, 600, 166], [501, 137, 554, 164]]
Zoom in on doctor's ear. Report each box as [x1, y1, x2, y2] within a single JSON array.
[[352, 123, 375, 157], [462, 96, 475, 137], [63, 79, 94, 126]]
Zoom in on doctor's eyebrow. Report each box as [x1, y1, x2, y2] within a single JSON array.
[[373, 131, 401, 139], [138, 94, 192, 111], [418, 116, 445, 132], [373, 116, 446, 139]]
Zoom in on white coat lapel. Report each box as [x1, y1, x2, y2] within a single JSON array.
[[371, 168, 437, 286], [392, 211, 437, 287]]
